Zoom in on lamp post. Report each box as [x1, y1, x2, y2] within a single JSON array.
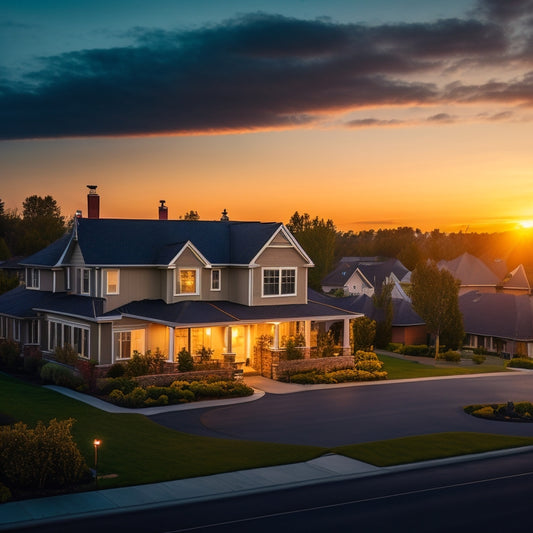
[[93, 439, 101, 485]]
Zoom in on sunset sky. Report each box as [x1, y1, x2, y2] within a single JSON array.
[[1, 0, 533, 233]]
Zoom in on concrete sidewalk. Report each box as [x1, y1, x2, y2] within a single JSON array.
[[2, 446, 533, 531]]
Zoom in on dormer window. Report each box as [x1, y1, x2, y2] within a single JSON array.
[[80, 268, 90, 295], [175, 268, 199, 296], [211, 269, 221, 291], [26, 268, 40, 289]]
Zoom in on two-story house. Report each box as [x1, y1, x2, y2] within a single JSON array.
[[0, 189, 360, 371]]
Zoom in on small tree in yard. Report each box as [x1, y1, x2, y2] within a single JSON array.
[[352, 316, 376, 352], [411, 260, 464, 358], [177, 348, 194, 372]]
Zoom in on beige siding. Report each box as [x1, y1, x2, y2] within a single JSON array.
[[251, 246, 308, 305], [98, 323, 113, 365], [104, 268, 161, 311], [38, 270, 54, 292], [228, 268, 251, 305], [69, 243, 85, 266]]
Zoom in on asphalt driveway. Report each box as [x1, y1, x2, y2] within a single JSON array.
[[149, 372, 533, 447]]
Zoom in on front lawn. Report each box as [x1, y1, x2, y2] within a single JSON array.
[[378, 353, 508, 380], [0, 373, 325, 490]]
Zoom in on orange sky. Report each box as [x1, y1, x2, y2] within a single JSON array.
[[2, 1, 533, 234]]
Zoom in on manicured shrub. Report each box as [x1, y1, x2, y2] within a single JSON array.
[[0, 340, 21, 371], [354, 350, 384, 372], [471, 353, 486, 365], [287, 367, 387, 384], [387, 343, 404, 353], [177, 348, 195, 372], [195, 346, 214, 363], [438, 350, 461, 362], [97, 376, 138, 395], [507, 358, 533, 369], [513, 402, 533, 417], [0, 419, 89, 490], [40, 362, 84, 389], [54, 344, 78, 366], [107, 363, 126, 378], [282, 336, 304, 360], [125, 349, 166, 377], [402, 344, 432, 357], [472, 406, 495, 418]]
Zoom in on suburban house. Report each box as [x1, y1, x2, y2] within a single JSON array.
[[0, 188, 361, 374], [438, 252, 531, 296], [311, 290, 426, 346], [321, 257, 411, 297], [460, 290, 533, 357]]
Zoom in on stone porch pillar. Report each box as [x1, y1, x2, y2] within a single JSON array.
[[343, 318, 351, 356]]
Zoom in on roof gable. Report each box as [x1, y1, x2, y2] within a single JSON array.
[[439, 253, 500, 286]]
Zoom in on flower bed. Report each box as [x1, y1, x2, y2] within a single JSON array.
[[464, 401, 533, 422]]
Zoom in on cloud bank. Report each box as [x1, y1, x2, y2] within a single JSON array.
[[1, 0, 533, 139]]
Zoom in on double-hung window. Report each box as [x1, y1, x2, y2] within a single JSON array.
[[105, 269, 120, 295], [263, 268, 296, 296], [175, 268, 199, 295], [26, 268, 40, 289], [80, 268, 91, 295], [113, 329, 145, 359], [211, 269, 221, 291]]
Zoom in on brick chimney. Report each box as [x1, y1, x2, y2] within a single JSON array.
[[87, 185, 100, 219], [159, 200, 168, 220]]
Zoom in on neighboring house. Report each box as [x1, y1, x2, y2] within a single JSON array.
[[0, 188, 361, 371], [321, 257, 410, 297], [438, 252, 530, 296], [311, 290, 427, 346], [460, 290, 533, 357]]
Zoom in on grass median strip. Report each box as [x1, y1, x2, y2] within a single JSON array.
[[334, 432, 533, 466]]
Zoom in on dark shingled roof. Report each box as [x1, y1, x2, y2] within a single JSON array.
[[0, 286, 104, 320], [459, 291, 533, 341], [107, 292, 359, 327], [21, 218, 289, 267]]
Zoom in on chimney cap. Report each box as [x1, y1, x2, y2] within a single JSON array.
[[220, 208, 229, 221], [160, 200, 166, 206], [87, 185, 98, 193]]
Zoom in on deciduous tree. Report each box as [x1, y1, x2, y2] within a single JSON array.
[[411, 260, 463, 357]]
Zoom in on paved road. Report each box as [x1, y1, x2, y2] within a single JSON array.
[[150, 373, 533, 446]]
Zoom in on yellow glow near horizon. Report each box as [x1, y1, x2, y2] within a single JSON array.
[[519, 220, 533, 229]]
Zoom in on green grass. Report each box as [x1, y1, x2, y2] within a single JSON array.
[[0, 373, 325, 489], [334, 432, 533, 466], [2, 370, 531, 495], [378, 353, 508, 380]]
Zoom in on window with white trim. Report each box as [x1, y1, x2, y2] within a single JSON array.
[[105, 269, 120, 295], [113, 329, 145, 359], [211, 269, 221, 291], [26, 268, 40, 289], [175, 268, 199, 295], [28, 320, 40, 344], [13, 320, 21, 341], [81, 269, 91, 294], [263, 268, 296, 296], [48, 320, 90, 358], [0, 316, 6, 338]]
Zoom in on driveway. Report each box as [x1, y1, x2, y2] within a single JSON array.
[[149, 372, 533, 447]]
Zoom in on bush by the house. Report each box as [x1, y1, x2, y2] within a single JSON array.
[[54, 344, 78, 366], [97, 376, 138, 396], [354, 350, 385, 372], [106, 362, 126, 378], [40, 362, 85, 390], [0, 340, 21, 371], [124, 349, 166, 377], [105, 378, 253, 408], [471, 353, 486, 364], [0, 418, 89, 491], [177, 348, 194, 372], [438, 350, 461, 362], [288, 368, 387, 384], [282, 335, 305, 360], [507, 358, 533, 369]]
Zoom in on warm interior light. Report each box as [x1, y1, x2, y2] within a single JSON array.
[[94, 439, 101, 447]]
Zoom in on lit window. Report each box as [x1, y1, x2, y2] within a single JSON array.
[[114, 329, 145, 359], [105, 269, 120, 295], [178, 269, 198, 294], [211, 269, 221, 291], [263, 268, 296, 296]]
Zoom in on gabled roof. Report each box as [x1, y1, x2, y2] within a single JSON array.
[[502, 265, 531, 292], [438, 252, 500, 287], [321, 257, 410, 289], [21, 218, 301, 268], [459, 291, 533, 341], [0, 286, 104, 321], [309, 289, 424, 327]]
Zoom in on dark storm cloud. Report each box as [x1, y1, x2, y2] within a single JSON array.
[[475, 0, 533, 22], [0, 4, 531, 140]]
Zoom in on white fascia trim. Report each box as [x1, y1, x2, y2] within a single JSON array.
[[34, 309, 98, 323], [249, 224, 314, 267], [117, 313, 235, 329], [355, 268, 374, 289], [55, 232, 77, 267], [168, 241, 211, 267]]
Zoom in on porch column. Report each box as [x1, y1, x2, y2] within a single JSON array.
[[343, 318, 351, 356], [304, 320, 311, 359], [224, 326, 233, 354], [272, 323, 280, 350], [168, 326, 175, 362]]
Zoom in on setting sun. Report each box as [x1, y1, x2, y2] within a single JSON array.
[[519, 220, 533, 229]]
